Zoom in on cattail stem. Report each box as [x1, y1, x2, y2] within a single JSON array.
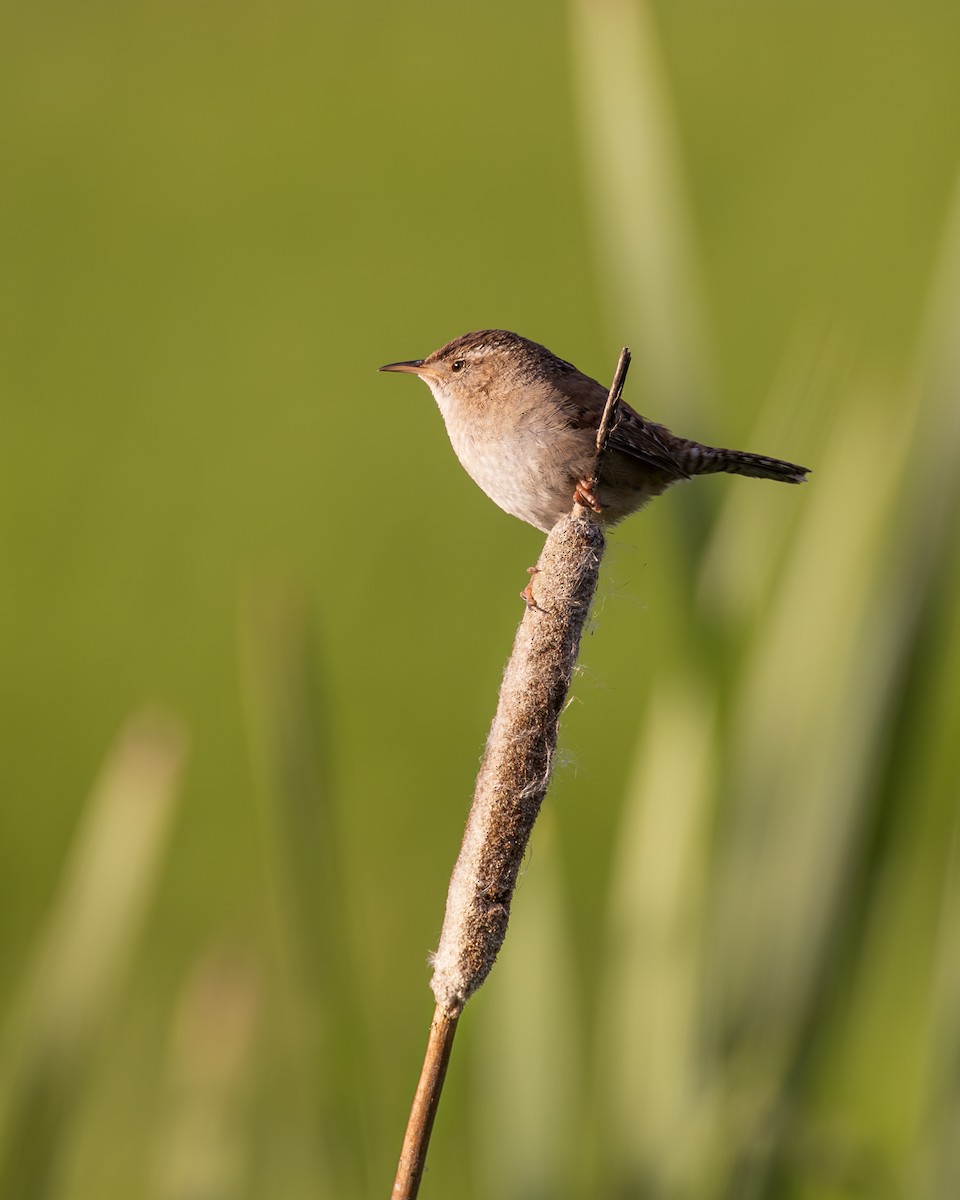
[[391, 1008, 458, 1199], [390, 349, 630, 1199]]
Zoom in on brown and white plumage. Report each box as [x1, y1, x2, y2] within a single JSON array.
[[380, 329, 809, 533]]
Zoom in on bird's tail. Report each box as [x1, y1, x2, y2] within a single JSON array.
[[673, 438, 809, 485]]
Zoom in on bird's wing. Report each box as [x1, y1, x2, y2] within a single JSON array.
[[607, 404, 689, 477]]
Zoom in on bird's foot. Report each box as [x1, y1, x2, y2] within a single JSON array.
[[520, 567, 544, 610], [573, 478, 603, 514]]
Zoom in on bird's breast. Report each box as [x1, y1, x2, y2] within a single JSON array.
[[438, 401, 593, 532]]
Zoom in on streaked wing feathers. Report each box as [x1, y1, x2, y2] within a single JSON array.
[[608, 406, 689, 477]]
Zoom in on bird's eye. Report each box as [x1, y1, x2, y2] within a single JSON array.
[[451, 359, 466, 372]]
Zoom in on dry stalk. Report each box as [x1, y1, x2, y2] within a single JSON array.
[[391, 348, 631, 1200]]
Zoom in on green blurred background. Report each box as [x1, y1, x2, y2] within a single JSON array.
[[3, 1, 960, 1196]]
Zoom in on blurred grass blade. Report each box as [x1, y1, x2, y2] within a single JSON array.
[[698, 329, 857, 623], [568, 0, 710, 419], [913, 177, 960, 1197], [909, 170, 960, 551], [694, 170, 960, 1188], [238, 580, 362, 1194], [709, 380, 915, 1026], [238, 581, 340, 995], [0, 711, 186, 1199], [152, 948, 260, 1200], [599, 680, 717, 1194], [853, 173, 960, 1196], [472, 815, 579, 1200], [917, 822, 960, 1199], [694, 388, 926, 1195]]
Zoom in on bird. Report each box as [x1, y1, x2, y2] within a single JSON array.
[[380, 329, 808, 533]]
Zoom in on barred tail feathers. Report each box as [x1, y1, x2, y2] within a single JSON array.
[[674, 438, 809, 485]]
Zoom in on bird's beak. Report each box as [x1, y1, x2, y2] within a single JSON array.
[[379, 358, 426, 375]]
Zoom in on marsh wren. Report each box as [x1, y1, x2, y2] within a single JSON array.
[[380, 329, 808, 532]]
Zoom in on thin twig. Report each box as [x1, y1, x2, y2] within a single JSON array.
[[590, 345, 630, 486], [390, 349, 631, 1200]]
